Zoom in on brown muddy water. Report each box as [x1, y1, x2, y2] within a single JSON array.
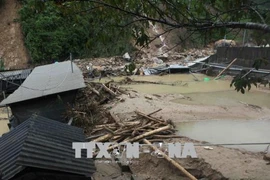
[[176, 120, 270, 152], [99, 74, 270, 152], [107, 74, 234, 94], [0, 120, 9, 136], [0, 107, 9, 136]]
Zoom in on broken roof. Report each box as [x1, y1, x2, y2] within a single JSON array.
[[0, 115, 95, 180], [0, 61, 85, 105], [0, 69, 32, 81]]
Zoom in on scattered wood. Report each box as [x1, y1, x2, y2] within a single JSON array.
[[135, 110, 168, 125], [147, 108, 162, 116], [102, 83, 117, 96], [90, 109, 180, 157], [143, 139, 197, 180], [152, 135, 184, 139], [93, 133, 114, 142], [214, 58, 237, 80], [90, 87, 100, 96]]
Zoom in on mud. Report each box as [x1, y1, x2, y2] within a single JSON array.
[[99, 75, 270, 179], [0, 108, 9, 136]]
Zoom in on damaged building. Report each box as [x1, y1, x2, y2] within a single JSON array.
[[0, 61, 85, 128], [0, 115, 95, 180]]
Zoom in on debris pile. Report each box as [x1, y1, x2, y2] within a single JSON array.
[[66, 81, 127, 132], [88, 109, 179, 144]]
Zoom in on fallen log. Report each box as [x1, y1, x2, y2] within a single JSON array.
[[102, 83, 117, 96], [90, 87, 100, 96], [110, 112, 125, 126], [103, 126, 115, 135], [214, 58, 237, 80], [86, 134, 105, 140], [93, 133, 114, 142], [143, 139, 197, 180], [122, 124, 171, 143], [152, 135, 184, 139], [148, 108, 162, 116], [135, 111, 167, 125], [104, 124, 172, 152]]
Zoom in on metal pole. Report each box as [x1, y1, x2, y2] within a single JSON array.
[[70, 53, 73, 73]]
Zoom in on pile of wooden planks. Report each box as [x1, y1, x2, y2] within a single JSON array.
[[88, 109, 198, 180], [87, 109, 181, 143]]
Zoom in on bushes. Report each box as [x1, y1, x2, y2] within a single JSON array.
[[19, 0, 134, 63]]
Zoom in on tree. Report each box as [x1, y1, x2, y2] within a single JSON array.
[[72, 0, 269, 93], [19, 0, 134, 62], [19, 0, 270, 92]]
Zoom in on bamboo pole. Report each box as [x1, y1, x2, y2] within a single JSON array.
[[105, 124, 172, 152], [214, 58, 237, 80], [135, 110, 167, 125], [143, 139, 197, 180], [93, 133, 114, 142]]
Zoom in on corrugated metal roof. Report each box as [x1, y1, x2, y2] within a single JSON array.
[[0, 61, 85, 105], [0, 115, 95, 180], [0, 69, 32, 81]]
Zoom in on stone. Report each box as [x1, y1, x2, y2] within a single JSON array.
[[144, 95, 153, 100], [264, 153, 270, 161]]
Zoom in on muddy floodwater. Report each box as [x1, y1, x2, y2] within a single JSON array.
[[103, 74, 270, 152], [120, 74, 234, 94], [0, 120, 9, 136], [176, 120, 270, 152], [172, 90, 270, 109], [0, 108, 9, 136]]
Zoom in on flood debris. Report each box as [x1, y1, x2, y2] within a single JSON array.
[[66, 81, 127, 133], [0, 61, 86, 128], [87, 109, 178, 143], [214, 58, 238, 80], [143, 139, 197, 180], [117, 77, 188, 87]]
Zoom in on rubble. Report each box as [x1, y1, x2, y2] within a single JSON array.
[[66, 81, 127, 133], [74, 47, 214, 78]]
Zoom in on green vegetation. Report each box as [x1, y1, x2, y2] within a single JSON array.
[[19, 0, 134, 63], [18, 0, 270, 92]]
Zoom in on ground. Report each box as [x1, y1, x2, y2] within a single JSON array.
[[92, 75, 270, 180], [0, 0, 29, 69]]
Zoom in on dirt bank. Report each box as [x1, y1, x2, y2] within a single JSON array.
[[0, 0, 29, 69]]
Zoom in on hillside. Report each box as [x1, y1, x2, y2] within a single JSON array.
[[0, 0, 29, 70]]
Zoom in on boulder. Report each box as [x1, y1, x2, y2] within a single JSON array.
[[214, 39, 236, 48]]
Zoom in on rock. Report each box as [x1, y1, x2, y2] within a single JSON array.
[[184, 55, 194, 62], [144, 95, 153, 100], [128, 92, 136, 98], [152, 57, 163, 64], [214, 39, 236, 48], [157, 55, 168, 61]]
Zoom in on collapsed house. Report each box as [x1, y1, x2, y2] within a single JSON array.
[[0, 69, 32, 97], [0, 61, 85, 128], [0, 115, 95, 180]]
